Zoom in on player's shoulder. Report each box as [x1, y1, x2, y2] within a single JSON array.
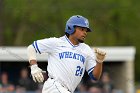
[[46, 37, 59, 40], [80, 43, 92, 50], [43, 36, 66, 45], [80, 43, 95, 53], [39, 36, 63, 42], [48, 36, 65, 41]]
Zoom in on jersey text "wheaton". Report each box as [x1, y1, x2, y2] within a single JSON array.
[[59, 51, 85, 64]]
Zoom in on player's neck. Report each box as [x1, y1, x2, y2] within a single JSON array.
[[68, 36, 79, 45]]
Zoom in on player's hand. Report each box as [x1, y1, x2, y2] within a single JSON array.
[[94, 48, 106, 63], [30, 64, 44, 83]]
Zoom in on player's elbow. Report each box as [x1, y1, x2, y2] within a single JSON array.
[[93, 75, 100, 81], [27, 45, 36, 53], [27, 45, 37, 61], [27, 45, 32, 50], [89, 72, 99, 81]]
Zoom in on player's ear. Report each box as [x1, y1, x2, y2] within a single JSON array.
[[72, 26, 77, 34]]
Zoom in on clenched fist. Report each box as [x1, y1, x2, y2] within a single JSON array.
[[94, 48, 106, 63]]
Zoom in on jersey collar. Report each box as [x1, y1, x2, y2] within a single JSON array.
[[64, 35, 79, 47]]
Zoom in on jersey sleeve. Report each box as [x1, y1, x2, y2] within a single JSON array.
[[32, 37, 56, 54], [85, 48, 97, 80]]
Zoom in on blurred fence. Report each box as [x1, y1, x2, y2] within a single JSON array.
[[0, 46, 136, 93]]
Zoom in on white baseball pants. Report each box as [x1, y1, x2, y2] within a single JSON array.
[[42, 78, 71, 93]]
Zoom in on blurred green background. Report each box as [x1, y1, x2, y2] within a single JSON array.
[[0, 0, 139, 82]]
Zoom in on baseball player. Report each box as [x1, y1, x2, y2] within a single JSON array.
[[27, 15, 106, 93]]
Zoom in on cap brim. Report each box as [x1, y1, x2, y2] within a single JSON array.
[[87, 28, 92, 32], [74, 25, 92, 32]]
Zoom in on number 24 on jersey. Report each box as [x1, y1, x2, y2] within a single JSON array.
[[75, 66, 83, 76]]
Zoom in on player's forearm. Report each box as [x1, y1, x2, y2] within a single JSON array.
[[93, 62, 103, 80], [27, 45, 37, 65], [29, 60, 37, 65]]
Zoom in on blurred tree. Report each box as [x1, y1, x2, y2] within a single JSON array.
[[0, 0, 140, 81], [0, 0, 4, 45]]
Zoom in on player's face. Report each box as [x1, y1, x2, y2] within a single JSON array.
[[74, 26, 88, 43]]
